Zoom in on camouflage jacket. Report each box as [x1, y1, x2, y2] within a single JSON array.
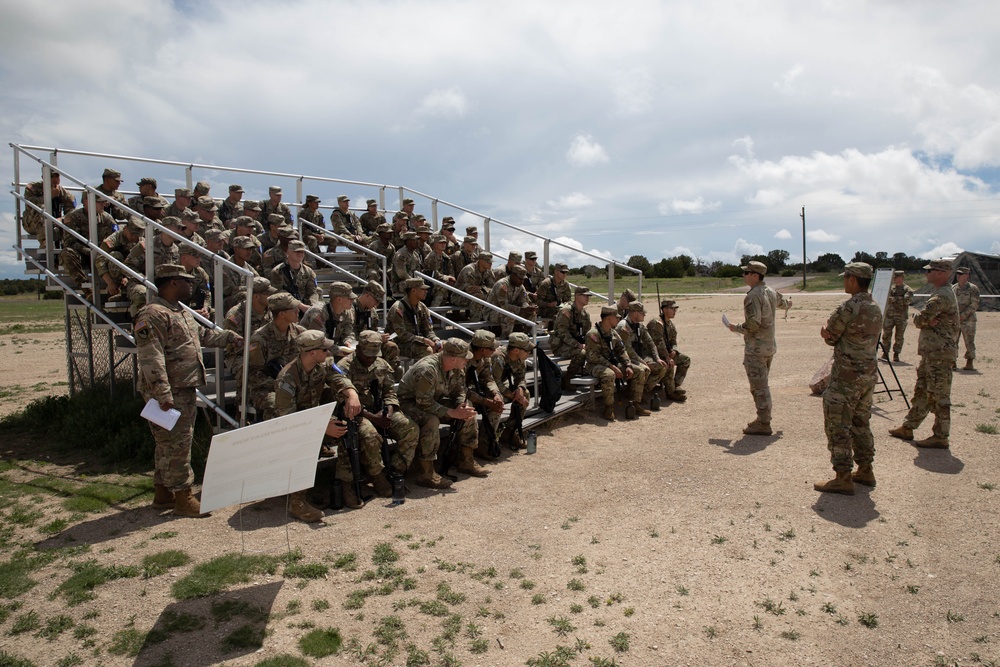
[[486, 276, 530, 317], [489, 348, 527, 399], [95, 185, 129, 221], [524, 266, 544, 294], [96, 228, 140, 277], [359, 211, 386, 235], [218, 198, 244, 224], [616, 319, 659, 364], [261, 200, 293, 225], [467, 355, 501, 402], [164, 202, 190, 220], [62, 207, 116, 252], [269, 262, 321, 305], [392, 246, 422, 293], [423, 250, 456, 281], [135, 295, 237, 404], [124, 235, 180, 281], [734, 282, 790, 356], [328, 351, 399, 410], [915, 285, 960, 360], [274, 357, 328, 416], [23, 181, 75, 225], [450, 248, 480, 275], [550, 303, 591, 355], [247, 321, 306, 394], [224, 301, 271, 337], [536, 276, 571, 311], [824, 292, 882, 381], [397, 353, 467, 418], [646, 318, 678, 361], [455, 263, 494, 301], [221, 262, 259, 311], [585, 324, 628, 372], [953, 282, 981, 323], [885, 284, 914, 319], [386, 299, 438, 348], [330, 209, 366, 239], [301, 302, 358, 347], [262, 245, 287, 272]]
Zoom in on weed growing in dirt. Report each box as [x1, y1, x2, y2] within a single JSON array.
[[976, 424, 998, 435], [946, 610, 966, 623], [609, 632, 630, 653], [142, 550, 191, 578], [757, 598, 785, 616], [780, 630, 801, 641], [8, 609, 40, 635], [979, 483, 997, 491], [676, 585, 689, 596], [56, 560, 140, 605], [567, 578, 585, 591], [703, 625, 717, 638], [299, 627, 343, 658], [752, 615, 763, 631], [36, 614, 74, 640], [858, 612, 879, 628], [548, 616, 576, 636], [172, 554, 278, 600]]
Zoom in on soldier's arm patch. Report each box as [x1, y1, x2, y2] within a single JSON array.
[[134, 319, 150, 340], [249, 340, 259, 352], [278, 381, 295, 396]]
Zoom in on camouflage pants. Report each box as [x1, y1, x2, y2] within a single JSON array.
[[903, 356, 953, 437], [551, 344, 586, 378], [381, 340, 401, 366], [145, 387, 197, 491], [251, 389, 276, 421], [430, 286, 452, 308], [59, 247, 90, 289], [882, 316, 907, 356], [334, 418, 384, 483], [127, 280, 148, 317], [399, 399, 477, 461], [450, 290, 487, 319], [743, 354, 773, 423], [486, 307, 532, 338], [666, 351, 691, 389], [399, 339, 434, 361], [22, 211, 52, 248], [959, 320, 976, 361], [591, 363, 645, 406], [823, 374, 876, 471], [643, 359, 668, 393]]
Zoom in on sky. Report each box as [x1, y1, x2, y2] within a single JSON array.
[[2, 0, 1000, 279]]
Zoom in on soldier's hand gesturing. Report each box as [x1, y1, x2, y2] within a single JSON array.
[[448, 402, 477, 421]]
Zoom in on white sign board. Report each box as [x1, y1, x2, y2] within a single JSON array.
[[200, 403, 335, 514], [871, 268, 894, 316]]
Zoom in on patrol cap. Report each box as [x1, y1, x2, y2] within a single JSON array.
[[839, 262, 873, 279], [477, 251, 494, 262], [305, 194, 321, 203], [243, 200, 262, 211], [660, 299, 677, 310], [267, 213, 285, 226], [600, 305, 620, 318], [194, 180, 211, 193], [402, 198, 415, 206], [196, 196, 217, 211], [229, 184, 244, 192], [337, 195, 350, 202], [554, 262, 569, 272], [328, 281, 354, 299], [441, 221, 456, 231], [287, 239, 307, 252], [621, 288, 636, 302], [365, 198, 377, 206], [296, 330, 335, 353], [413, 214, 426, 222], [160, 216, 182, 230], [403, 277, 429, 291], [923, 258, 953, 272], [155, 263, 193, 280], [178, 243, 201, 257], [357, 330, 383, 356], [142, 196, 166, 209], [268, 292, 301, 312], [466, 226, 478, 234], [174, 187, 192, 198], [393, 210, 408, 221], [277, 226, 298, 239], [507, 332, 535, 352], [955, 267, 970, 275], [507, 251, 522, 263], [362, 280, 386, 300], [893, 270, 905, 277], [442, 216, 455, 224], [126, 217, 147, 233], [268, 185, 283, 194], [510, 264, 527, 278], [234, 215, 254, 228], [375, 223, 392, 234], [430, 234, 446, 244], [740, 260, 768, 276], [204, 228, 225, 242], [400, 231, 418, 241], [462, 235, 477, 244], [574, 286, 591, 296], [102, 168, 122, 179], [137, 177, 157, 187], [627, 301, 646, 313], [470, 329, 497, 350], [232, 235, 256, 249], [416, 225, 432, 234], [180, 209, 200, 223], [524, 251, 538, 261], [252, 277, 278, 294], [442, 337, 473, 359]]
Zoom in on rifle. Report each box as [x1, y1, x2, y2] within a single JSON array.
[[597, 325, 630, 414], [496, 362, 525, 449], [281, 263, 302, 300], [467, 366, 500, 458], [370, 379, 405, 503], [435, 417, 462, 481], [335, 402, 367, 504]]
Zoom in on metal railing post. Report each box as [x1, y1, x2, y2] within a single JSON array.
[[185, 165, 193, 190], [607, 262, 615, 303], [13, 148, 22, 248], [379, 186, 385, 212], [42, 162, 54, 274], [431, 199, 438, 230], [296, 177, 304, 220], [483, 218, 491, 253], [543, 239, 551, 277], [86, 190, 100, 309], [397, 186, 404, 211]]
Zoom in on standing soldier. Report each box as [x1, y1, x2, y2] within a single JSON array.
[[536, 263, 572, 322], [22, 168, 76, 248], [727, 261, 792, 436], [397, 338, 482, 487], [386, 278, 441, 359], [617, 301, 668, 408], [814, 263, 883, 495], [587, 305, 648, 421], [135, 264, 242, 517], [359, 198, 386, 235], [882, 270, 913, 362], [647, 300, 690, 402], [247, 292, 306, 421], [889, 259, 961, 448], [953, 267, 980, 371], [550, 286, 592, 389]]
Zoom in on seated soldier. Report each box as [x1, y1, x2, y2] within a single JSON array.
[[301, 281, 358, 351], [490, 332, 534, 450], [59, 195, 117, 298], [492, 251, 522, 282], [260, 213, 285, 252], [329, 330, 421, 503], [616, 301, 668, 409], [273, 330, 337, 522], [330, 195, 368, 245], [536, 262, 572, 322], [392, 231, 422, 294], [22, 168, 75, 248], [647, 300, 690, 402], [126, 177, 159, 213], [221, 236, 261, 313], [262, 225, 297, 272], [523, 251, 544, 295], [452, 252, 495, 319], [164, 187, 192, 219], [218, 184, 245, 225], [123, 216, 182, 316], [179, 209, 206, 247], [247, 292, 306, 420], [440, 218, 460, 255], [550, 286, 592, 389], [586, 305, 648, 421], [466, 331, 505, 462], [269, 240, 321, 311], [96, 216, 145, 298], [352, 280, 399, 366], [386, 277, 441, 360], [178, 244, 213, 320], [414, 224, 433, 263], [224, 277, 276, 379], [486, 264, 538, 337], [423, 233, 458, 307], [298, 194, 329, 254], [194, 196, 223, 234], [397, 338, 481, 488], [204, 228, 230, 261], [95, 168, 130, 222], [616, 288, 637, 319], [359, 198, 385, 235], [367, 223, 395, 282], [450, 234, 480, 275]]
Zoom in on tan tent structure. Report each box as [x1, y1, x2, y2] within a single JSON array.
[[912, 250, 999, 312]]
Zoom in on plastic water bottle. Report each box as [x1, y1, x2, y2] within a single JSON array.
[[525, 430, 537, 454]]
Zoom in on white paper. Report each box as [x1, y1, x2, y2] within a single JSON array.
[[722, 314, 732, 328], [199, 403, 335, 514], [141, 398, 181, 431]]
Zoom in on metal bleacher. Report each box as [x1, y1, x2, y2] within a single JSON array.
[[8, 143, 643, 437]]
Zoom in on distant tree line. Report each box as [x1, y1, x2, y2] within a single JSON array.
[[0, 278, 48, 296]]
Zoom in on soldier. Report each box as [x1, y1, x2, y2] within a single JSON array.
[[617, 301, 668, 407], [647, 300, 690, 402], [269, 240, 321, 310], [59, 195, 117, 297], [178, 209, 206, 248], [523, 251, 544, 295], [95, 168, 130, 221], [466, 331, 505, 459], [262, 225, 297, 272], [97, 216, 145, 297], [330, 195, 367, 244], [882, 270, 914, 362], [123, 216, 182, 316], [164, 187, 192, 220], [218, 184, 245, 224], [390, 210, 410, 248], [550, 286, 592, 389], [359, 198, 386, 235], [223, 277, 276, 379], [298, 194, 328, 253], [272, 329, 337, 521], [386, 277, 441, 359], [226, 216, 263, 269], [486, 264, 538, 337], [536, 263, 571, 321], [301, 281, 358, 348], [352, 280, 399, 365], [221, 236, 261, 312], [616, 289, 637, 319], [192, 180, 211, 200], [126, 177, 159, 213], [330, 330, 421, 502], [367, 223, 395, 282], [242, 200, 266, 236], [398, 337, 482, 486], [194, 196, 223, 234], [889, 259, 960, 448], [204, 228, 230, 262], [400, 197, 416, 223], [466, 225, 479, 242], [587, 305, 648, 421], [953, 267, 980, 371], [135, 264, 242, 517], [450, 235, 481, 275], [247, 292, 306, 420], [392, 231, 423, 294], [415, 225, 434, 263], [22, 168, 76, 248], [452, 252, 495, 318], [424, 234, 458, 307], [440, 218, 461, 256], [727, 260, 792, 436], [492, 251, 522, 282], [489, 332, 534, 449], [261, 185, 293, 225], [178, 244, 212, 320], [814, 262, 883, 495]]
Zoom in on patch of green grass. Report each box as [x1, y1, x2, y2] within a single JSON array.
[[436, 583, 466, 605], [676, 585, 689, 596], [8, 610, 40, 635], [531, 593, 546, 605], [372, 542, 399, 565], [284, 562, 328, 579], [418, 600, 450, 617], [312, 598, 330, 611], [979, 482, 997, 491], [609, 631, 630, 653], [780, 630, 801, 641], [858, 612, 879, 629], [757, 597, 786, 616], [254, 655, 310, 667], [567, 578, 585, 591], [946, 610, 965, 623], [520, 579, 536, 590], [547, 616, 576, 636], [151, 531, 177, 540], [509, 567, 524, 579], [703, 625, 717, 638], [55, 654, 83, 667], [6, 503, 43, 527], [36, 614, 74, 640], [72, 623, 96, 640], [0, 651, 37, 667], [39, 518, 69, 535], [0, 551, 59, 599], [142, 550, 191, 578], [330, 551, 358, 571], [55, 561, 140, 606], [108, 627, 147, 657], [172, 553, 279, 600], [298, 627, 343, 658], [976, 424, 998, 435], [711, 535, 728, 544], [222, 624, 265, 652]]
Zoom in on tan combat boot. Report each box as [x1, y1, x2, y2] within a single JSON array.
[[152, 484, 175, 509], [457, 447, 490, 477], [414, 460, 453, 490], [475, 438, 498, 461], [601, 404, 616, 421], [893, 353, 900, 362], [964, 359, 975, 371], [880, 350, 889, 361], [172, 488, 209, 518], [914, 435, 949, 449], [633, 404, 651, 417], [852, 463, 876, 487], [888, 425, 913, 440], [743, 420, 773, 436], [666, 390, 688, 402], [370, 474, 393, 498], [342, 483, 365, 509], [288, 491, 323, 522], [814, 469, 855, 495]]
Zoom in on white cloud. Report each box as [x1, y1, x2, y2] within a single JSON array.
[[417, 87, 469, 119], [734, 238, 765, 257], [613, 68, 653, 117], [807, 229, 840, 242], [774, 229, 793, 240], [547, 192, 593, 209], [922, 242, 963, 259], [566, 134, 609, 167], [662, 245, 696, 258], [746, 189, 787, 206], [774, 64, 804, 94], [657, 197, 721, 215], [733, 136, 755, 159]]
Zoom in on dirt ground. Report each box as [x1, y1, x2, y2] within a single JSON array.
[[1, 292, 999, 667]]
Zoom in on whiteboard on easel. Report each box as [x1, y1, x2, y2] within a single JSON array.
[[871, 268, 894, 316]]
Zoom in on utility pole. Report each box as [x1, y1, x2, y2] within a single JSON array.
[[800, 206, 807, 290]]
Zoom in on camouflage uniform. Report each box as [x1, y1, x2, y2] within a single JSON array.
[[536, 276, 571, 320], [485, 346, 527, 435], [450, 247, 479, 275], [617, 318, 666, 393], [823, 292, 882, 472], [359, 210, 386, 235], [397, 353, 478, 461], [96, 227, 140, 287], [647, 317, 690, 393], [486, 276, 534, 336], [550, 303, 591, 378], [901, 285, 960, 438], [164, 202, 189, 220], [328, 351, 419, 477], [297, 207, 326, 254], [330, 208, 367, 241], [218, 198, 244, 225], [392, 246, 422, 294], [95, 184, 130, 222], [59, 206, 116, 288], [261, 200, 293, 226], [247, 321, 306, 419], [733, 282, 791, 424], [301, 302, 357, 347], [882, 282, 914, 357], [366, 236, 394, 282], [135, 295, 239, 491], [386, 299, 439, 359], [953, 281, 981, 362], [586, 324, 643, 405], [262, 244, 289, 273], [269, 262, 321, 306], [223, 301, 270, 379], [352, 301, 400, 366], [124, 236, 181, 316], [22, 180, 75, 247], [221, 262, 260, 313], [452, 262, 495, 318], [423, 251, 457, 307]]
